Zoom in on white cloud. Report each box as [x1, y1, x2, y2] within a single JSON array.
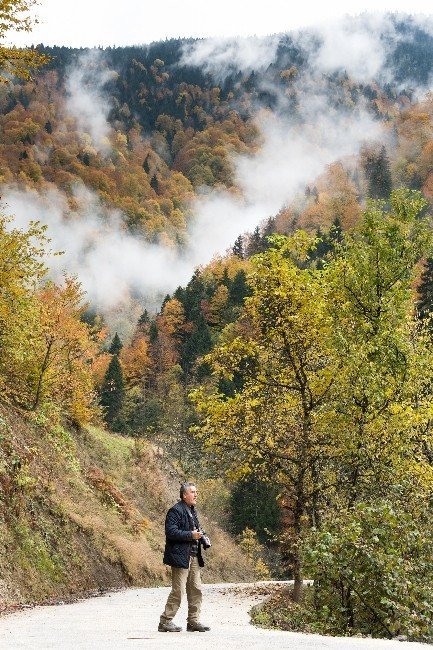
[[188, 98, 384, 253], [180, 36, 280, 81], [2, 15, 397, 315], [1, 185, 194, 311], [236, 108, 381, 207], [302, 14, 398, 83], [1, 90, 383, 315], [65, 50, 115, 154]]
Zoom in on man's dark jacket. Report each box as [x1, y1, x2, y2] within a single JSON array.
[[163, 501, 204, 569]]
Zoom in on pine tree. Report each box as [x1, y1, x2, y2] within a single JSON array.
[[150, 173, 159, 193], [109, 332, 123, 355], [312, 229, 330, 268], [232, 235, 244, 259], [178, 271, 208, 322], [329, 216, 343, 244], [149, 320, 158, 344], [182, 311, 212, 372], [160, 294, 171, 311], [229, 270, 250, 306], [262, 217, 276, 241], [231, 477, 281, 542], [311, 218, 343, 268], [221, 267, 231, 289], [246, 226, 263, 257], [362, 145, 392, 200], [100, 355, 125, 427], [138, 309, 150, 325]]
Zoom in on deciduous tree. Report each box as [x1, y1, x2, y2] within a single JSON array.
[[192, 231, 339, 601], [0, 0, 47, 82]]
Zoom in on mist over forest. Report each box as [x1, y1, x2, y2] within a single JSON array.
[[4, 11, 433, 641], [2, 13, 433, 319]]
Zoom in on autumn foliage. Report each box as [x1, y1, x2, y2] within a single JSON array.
[[0, 213, 97, 424]]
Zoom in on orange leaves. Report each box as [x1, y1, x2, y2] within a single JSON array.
[[32, 278, 97, 423], [120, 335, 151, 388], [0, 213, 98, 424], [158, 297, 186, 339], [298, 162, 361, 231], [155, 298, 186, 371], [91, 352, 112, 390]]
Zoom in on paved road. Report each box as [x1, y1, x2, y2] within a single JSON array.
[[0, 582, 431, 649]]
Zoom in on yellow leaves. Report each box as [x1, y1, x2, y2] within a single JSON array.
[[115, 132, 128, 148], [208, 335, 257, 381], [299, 162, 361, 231], [155, 298, 186, 371], [119, 335, 151, 388], [34, 278, 97, 424], [159, 298, 185, 337], [206, 285, 229, 326], [0, 1, 48, 82], [415, 460, 433, 487], [91, 352, 111, 390], [0, 46, 47, 83], [0, 217, 97, 425], [173, 121, 252, 188]]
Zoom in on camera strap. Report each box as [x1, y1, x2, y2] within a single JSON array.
[[181, 501, 201, 531]]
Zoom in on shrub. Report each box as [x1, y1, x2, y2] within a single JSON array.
[[302, 500, 433, 642]]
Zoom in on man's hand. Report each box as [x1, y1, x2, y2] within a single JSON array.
[[192, 529, 201, 540]]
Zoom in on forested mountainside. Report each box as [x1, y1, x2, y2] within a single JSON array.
[[2, 18, 433, 249], [4, 12, 433, 639]]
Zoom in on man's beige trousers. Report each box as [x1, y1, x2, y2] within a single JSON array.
[[160, 557, 202, 624]]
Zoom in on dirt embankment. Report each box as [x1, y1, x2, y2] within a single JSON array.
[[0, 405, 254, 611]]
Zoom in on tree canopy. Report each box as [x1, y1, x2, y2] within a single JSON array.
[[0, 0, 47, 82]]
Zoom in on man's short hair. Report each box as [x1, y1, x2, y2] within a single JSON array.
[[180, 482, 196, 500]]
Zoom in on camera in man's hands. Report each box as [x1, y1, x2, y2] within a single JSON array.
[[200, 530, 211, 549]]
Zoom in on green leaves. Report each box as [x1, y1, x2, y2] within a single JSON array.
[[193, 189, 433, 627], [0, 1, 48, 83], [303, 499, 433, 640]]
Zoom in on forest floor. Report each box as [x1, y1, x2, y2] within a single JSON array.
[[0, 581, 430, 649]]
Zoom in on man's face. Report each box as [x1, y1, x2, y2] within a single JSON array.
[[183, 485, 198, 506]]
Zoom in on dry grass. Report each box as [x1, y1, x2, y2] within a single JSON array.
[[0, 406, 255, 609]]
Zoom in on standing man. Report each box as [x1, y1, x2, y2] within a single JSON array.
[[158, 482, 211, 633]]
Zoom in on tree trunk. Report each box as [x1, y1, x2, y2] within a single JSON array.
[[310, 460, 321, 529], [292, 555, 303, 603], [292, 466, 305, 603], [32, 338, 53, 411]]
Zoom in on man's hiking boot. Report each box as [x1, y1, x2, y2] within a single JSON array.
[[158, 621, 182, 632], [186, 622, 210, 632]]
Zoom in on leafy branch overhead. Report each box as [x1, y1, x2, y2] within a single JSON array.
[[0, 0, 47, 82]]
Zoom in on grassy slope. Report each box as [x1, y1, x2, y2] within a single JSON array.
[[0, 406, 254, 610]]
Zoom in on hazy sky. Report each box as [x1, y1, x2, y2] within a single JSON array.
[[8, 0, 433, 47]]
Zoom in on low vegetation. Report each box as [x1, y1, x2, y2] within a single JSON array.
[[0, 405, 255, 610]]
